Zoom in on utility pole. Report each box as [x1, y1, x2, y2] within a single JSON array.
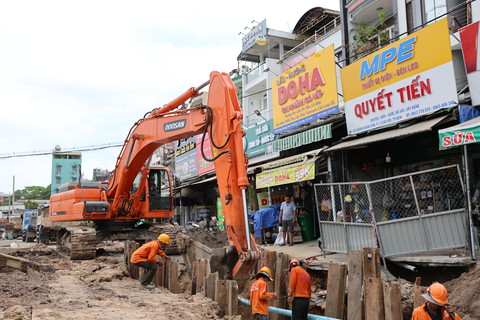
[[11, 176, 15, 216]]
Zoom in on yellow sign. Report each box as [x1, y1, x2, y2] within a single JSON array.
[[341, 19, 457, 135], [341, 19, 453, 101], [256, 161, 315, 189], [272, 45, 339, 134]]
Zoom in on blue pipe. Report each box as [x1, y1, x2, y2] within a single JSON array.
[[238, 297, 340, 320]]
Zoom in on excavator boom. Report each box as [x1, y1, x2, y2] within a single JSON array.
[[49, 71, 259, 277]]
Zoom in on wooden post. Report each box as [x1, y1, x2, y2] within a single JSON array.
[[168, 260, 180, 293], [325, 263, 347, 319], [191, 260, 198, 295], [197, 259, 210, 293], [272, 253, 288, 320], [227, 280, 239, 317], [215, 280, 228, 317], [362, 248, 380, 279], [265, 251, 277, 292], [205, 272, 219, 300], [347, 250, 363, 320], [413, 277, 424, 308], [383, 281, 402, 320], [364, 277, 384, 320]]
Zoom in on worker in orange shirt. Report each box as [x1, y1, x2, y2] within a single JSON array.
[[249, 267, 277, 319], [130, 233, 170, 289], [287, 259, 311, 320], [412, 282, 462, 320]]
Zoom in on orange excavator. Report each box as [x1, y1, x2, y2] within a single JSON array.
[[49, 71, 260, 278]]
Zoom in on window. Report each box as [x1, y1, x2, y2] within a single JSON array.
[[56, 177, 61, 184], [56, 165, 62, 174], [406, 0, 447, 32]]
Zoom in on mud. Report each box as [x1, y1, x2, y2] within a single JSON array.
[[0, 243, 224, 320]]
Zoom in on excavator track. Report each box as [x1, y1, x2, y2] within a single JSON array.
[[149, 223, 183, 255], [57, 226, 99, 260]]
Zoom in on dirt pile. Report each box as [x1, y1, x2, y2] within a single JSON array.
[[445, 266, 480, 320], [184, 229, 229, 248], [0, 242, 226, 320]]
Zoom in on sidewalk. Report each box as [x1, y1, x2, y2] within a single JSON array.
[[260, 240, 348, 270]]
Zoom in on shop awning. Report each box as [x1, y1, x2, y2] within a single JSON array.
[[438, 116, 480, 150], [260, 148, 325, 171], [256, 158, 317, 189], [327, 115, 450, 152]]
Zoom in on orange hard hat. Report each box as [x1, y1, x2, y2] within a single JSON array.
[[422, 282, 448, 306], [288, 259, 300, 271], [257, 267, 273, 281], [157, 233, 170, 245]]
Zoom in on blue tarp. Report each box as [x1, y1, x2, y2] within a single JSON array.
[[250, 204, 281, 237], [459, 104, 480, 123]]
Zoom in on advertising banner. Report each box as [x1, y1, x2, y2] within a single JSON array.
[[459, 21, 480, 106], [244, 120, 276, 158], [175, 136, 199, 180], [272, 45, 339, 134], [438, 117, 480, 150], [256, 161, 315, 189], [196, 133, 214, 174], [257, 191, 286, 208], [341, 19, 458, 135]]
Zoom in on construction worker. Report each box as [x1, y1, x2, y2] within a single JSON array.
[[287, 259, 311, 320], [249, 266, 277, 319], [130, 233, 170, 289], [412, 282, 462, 320]]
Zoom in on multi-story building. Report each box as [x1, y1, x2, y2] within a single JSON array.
[[50, 152, 81, 195]]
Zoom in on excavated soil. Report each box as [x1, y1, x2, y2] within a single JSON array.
[[444, 266, 480, 320], [0, 243, 227, 320]]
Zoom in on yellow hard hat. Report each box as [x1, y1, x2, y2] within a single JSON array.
[[257, 267, 273, 281], [157, 233, 170, 245]]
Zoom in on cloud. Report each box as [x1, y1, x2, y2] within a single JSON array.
[[0, 0, 339, 192]]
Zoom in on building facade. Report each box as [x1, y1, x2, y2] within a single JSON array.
[[50, 152, 81, 195]]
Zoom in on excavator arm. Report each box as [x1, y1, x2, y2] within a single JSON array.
[[49, 71, 260, 277], [106, 71, 260, 277]]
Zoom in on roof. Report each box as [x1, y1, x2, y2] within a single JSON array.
[[293, 7, 341, 36], [327, 115, 451, 152]]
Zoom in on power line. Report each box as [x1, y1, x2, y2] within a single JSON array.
[[0, 142, 123, 159]]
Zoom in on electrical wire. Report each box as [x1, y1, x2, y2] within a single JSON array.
[[0, 143, 123, 159]]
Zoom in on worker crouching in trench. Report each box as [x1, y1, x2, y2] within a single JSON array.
[[130, 233, 170, 289]]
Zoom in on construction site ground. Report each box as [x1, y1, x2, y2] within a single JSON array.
[[1, 232, 480, 319], [0, 240, 233, 320]]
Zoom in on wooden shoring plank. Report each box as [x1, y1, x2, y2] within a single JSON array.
[[205, 272, 219, 300], [362, 248, 380, 279], [383, 281, 402, 320], [413, 277, 424, 309], [168, 260, 180, 293], [347, 250, 363, 320], [191, 260, 199, 295], [325, 263, 347, 319], [215, 280, 228, 317], [227, 280, 239, 317], [0, 253, 53, 273], [364, 277, 384, 320]]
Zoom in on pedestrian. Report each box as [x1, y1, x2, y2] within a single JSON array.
[[249, 267, 277, 320], [287, 259, 311, 320], [279, 195, 297, 246], [321, 193, 333, 221], [130, 233, 170, 289], [412, 282, 462, 320]]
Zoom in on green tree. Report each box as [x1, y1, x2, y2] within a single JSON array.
[[23, 200, 39, 210], [14, 185, 51, 200]]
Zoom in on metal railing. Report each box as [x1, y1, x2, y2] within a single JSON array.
[[282, 16, 341, 63]]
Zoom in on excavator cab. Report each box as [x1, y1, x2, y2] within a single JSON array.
[[146, 167, 173, 211], [131, 167, 174, 216]]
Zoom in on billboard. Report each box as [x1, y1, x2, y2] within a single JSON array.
[[459, 21, 480, 106], [175, 136, 198, 180], [341, 19, 458, 135], [272, 45, 339, 134], [244, 120, 276, 158]]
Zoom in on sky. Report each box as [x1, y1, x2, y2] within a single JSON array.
[[0, 0, 340, 194]]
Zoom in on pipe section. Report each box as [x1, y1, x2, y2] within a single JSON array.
[[238, 297, 340, 320]]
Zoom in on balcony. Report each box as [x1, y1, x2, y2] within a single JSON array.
[[347, 0, 393, 24]]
